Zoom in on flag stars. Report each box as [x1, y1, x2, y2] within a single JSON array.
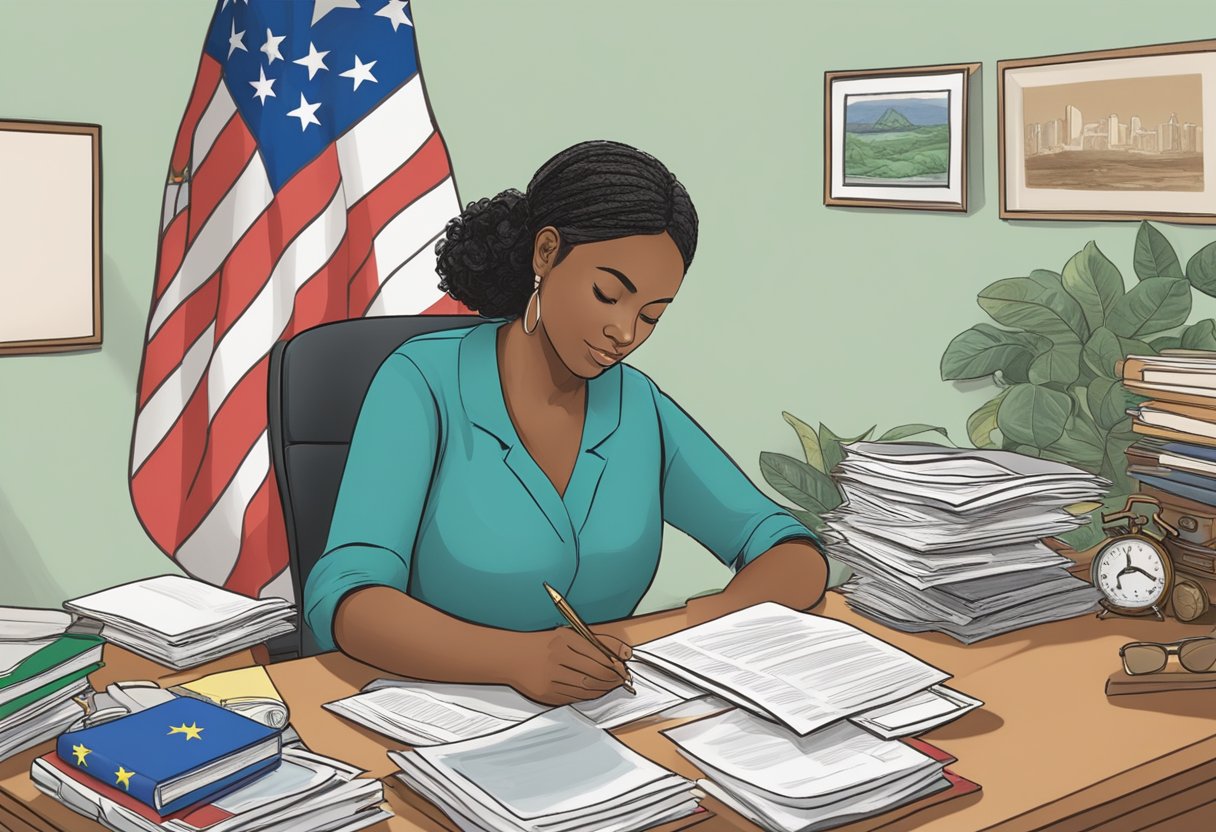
[[340, 56, 377, 92], [114, 767, 134, 791], [250, 67, 276, 104], [287, 94, 322, 131], [294, 42, 329, 81], [312, 0, 360, 26], [375, 0, 412, 31], [260, 29, 286, 64], [227, 19, 247, 58], [169, 722, 205, 741], [71, 744, 91, 767]]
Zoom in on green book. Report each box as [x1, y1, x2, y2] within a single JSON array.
[[0, 663, 101, 723], [0, 635, 104, 710]]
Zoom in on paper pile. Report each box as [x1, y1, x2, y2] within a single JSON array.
[[65, 576, 295, 668], [824, 442, 1106, 642], [390, 707, 702, 832]]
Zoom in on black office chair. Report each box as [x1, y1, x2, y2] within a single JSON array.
[[266, 314, 476, 660]]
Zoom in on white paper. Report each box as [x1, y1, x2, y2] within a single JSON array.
[[0, 607, 72, 641], [633, 603, 949, 735], [0, 639, 53, 677], [850, 684, 983, 738]]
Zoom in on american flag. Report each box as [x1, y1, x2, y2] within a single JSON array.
[[130, 0, 468, 601]]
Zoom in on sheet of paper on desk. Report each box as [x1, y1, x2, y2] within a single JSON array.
[[633, 602, 950, 736], [664, 707, 949, 832], [328, 663, 698, 746], [849, 684, 982, 739], [388, 708, 701, 832], [0, 607, 72, 641]]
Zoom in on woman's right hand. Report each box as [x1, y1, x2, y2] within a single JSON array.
[[500, 627, 633, 706]]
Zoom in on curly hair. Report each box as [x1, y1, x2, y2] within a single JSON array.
[[434, 140, 698, 319]]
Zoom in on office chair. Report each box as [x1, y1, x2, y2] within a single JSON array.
[[266, 314, 476, 660]]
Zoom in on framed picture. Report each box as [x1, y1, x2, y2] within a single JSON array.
[[0, 119, 102, 355], [824, 62, 979, 212], [998, 38, 1216, 223]]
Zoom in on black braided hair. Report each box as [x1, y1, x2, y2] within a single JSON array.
[[434, 140, 698, 319]]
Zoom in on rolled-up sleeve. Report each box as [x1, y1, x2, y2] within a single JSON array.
[[303, 353, 440, 652], [653, 383, 825, 571]]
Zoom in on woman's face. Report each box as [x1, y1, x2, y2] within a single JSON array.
[[533, 230, 685, 378]]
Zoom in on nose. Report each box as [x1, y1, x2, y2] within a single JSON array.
[[603, 315, 635, 350]]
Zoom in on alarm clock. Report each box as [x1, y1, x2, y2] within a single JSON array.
[[1090, 495, 1179, 620]]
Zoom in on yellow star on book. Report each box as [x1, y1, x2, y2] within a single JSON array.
[[71, 744, 91, 767], [114, 767, 134, 791], [168, 722, 204, 741]]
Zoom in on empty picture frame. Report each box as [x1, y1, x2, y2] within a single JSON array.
[[999, 38, 1216, 223], [824, 62, 980, 212], [0, 119, 102, 355]]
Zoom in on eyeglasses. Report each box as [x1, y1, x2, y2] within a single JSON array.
[[1120, 637, 1216, 675]]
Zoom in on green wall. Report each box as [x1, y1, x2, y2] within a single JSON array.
[[2, 0, 1214, 612]]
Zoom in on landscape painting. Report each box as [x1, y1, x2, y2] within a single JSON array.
[[825, 63, 977, 212], [999, 41, 1216, 223], [843, 91, 951, 187]]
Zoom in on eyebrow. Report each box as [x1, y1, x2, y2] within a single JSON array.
[[596, 266, 673, 304]]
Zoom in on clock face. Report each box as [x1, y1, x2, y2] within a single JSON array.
[[1093, 538, 1169, 609]]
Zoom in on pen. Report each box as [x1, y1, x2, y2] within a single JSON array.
[[543, 582, 636, 695]]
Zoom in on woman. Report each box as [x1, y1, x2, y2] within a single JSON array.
[[304, 140, 828, 705]]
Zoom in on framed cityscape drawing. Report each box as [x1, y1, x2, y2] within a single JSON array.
[[999, 39, 1216, 223], [824, 62, 979, 212]]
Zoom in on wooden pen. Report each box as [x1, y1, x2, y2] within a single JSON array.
[[543, 582, 636, 695]]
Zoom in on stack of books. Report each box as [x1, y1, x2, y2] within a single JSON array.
[[1119, 350, 1216, 506], [64, 575, 295, 669], [0, 607, 103, 762], [31, 695, 389, 832], [822, 442, 1107, 643]]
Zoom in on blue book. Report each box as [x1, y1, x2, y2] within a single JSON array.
[[56, 696, 281, 815], [1161, 441, 1216, 464], [1133, 473, 1216, 508]]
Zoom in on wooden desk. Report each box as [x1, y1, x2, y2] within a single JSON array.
[[3, 594, 1216, 832]]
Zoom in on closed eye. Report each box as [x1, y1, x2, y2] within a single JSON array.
[[593, 284, 616, 304], [640, 313, 660, 325]]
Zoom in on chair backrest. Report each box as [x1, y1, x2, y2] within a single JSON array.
[[267, 314, 475, 659]]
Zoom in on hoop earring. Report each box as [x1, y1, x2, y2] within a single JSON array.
[[523, 275, 542, 335]]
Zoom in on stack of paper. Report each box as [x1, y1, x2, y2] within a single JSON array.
[[389, 707, 701, 832], [32, 744, 389, 832], [325, 662, 704, 745], [64, 576, 295, 668], [1, 607, 103, 762], [664, 708, 952, 832], [824, 442, 1105, 642]]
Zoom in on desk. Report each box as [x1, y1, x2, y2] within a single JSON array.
[[2, 593, 1215, 832]]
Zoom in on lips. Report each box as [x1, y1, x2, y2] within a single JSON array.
[[587, 343, 623, 366]]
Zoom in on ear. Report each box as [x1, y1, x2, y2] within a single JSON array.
[[532, 226, 561, 277]]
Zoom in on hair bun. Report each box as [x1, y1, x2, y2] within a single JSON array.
[[435, 189, 535, 318]]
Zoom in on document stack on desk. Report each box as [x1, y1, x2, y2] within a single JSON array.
[[64, 575, 295, 668], [822, 442, 1106, 643], [0, 607, 103, 762], [640, 604, 981, 832], [389, 707, 702, 832]]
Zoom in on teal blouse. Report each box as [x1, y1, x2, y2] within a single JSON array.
[[303, 319, 824, 651]]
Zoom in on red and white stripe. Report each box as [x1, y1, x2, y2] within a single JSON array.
[[131, 54, 468, 601]]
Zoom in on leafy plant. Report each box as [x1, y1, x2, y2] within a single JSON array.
[[759, 413, 951, 532], [942, 221, 1216, 549]]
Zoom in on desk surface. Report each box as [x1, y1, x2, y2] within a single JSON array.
[[2, 592, 1215, 832]]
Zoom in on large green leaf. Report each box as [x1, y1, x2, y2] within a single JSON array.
[[977, 276, 1089, 344], [940, 324, 1043, 381], [1106, 277, 1191, 339], [759, 452, 841, 513], [1082, 326, 1123, 379], [876, 423, 951, 443], [782, 411, 824, 471], [1149, 335, 1182, 352], [1132, 221, 1183, 280], [1186, 241, 1216, 298], [1181, 319, 1216, 351], [1041, 409, 1105, 472], [997, 383, 1073, 448], [790, 509, 826, 532], [1062, 242, 1125, 332], [820, 424, 874, 474], [1028, 339, 1082, 385], [1087, 377, 1129, 430], [967, 392, 1007, 448]]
